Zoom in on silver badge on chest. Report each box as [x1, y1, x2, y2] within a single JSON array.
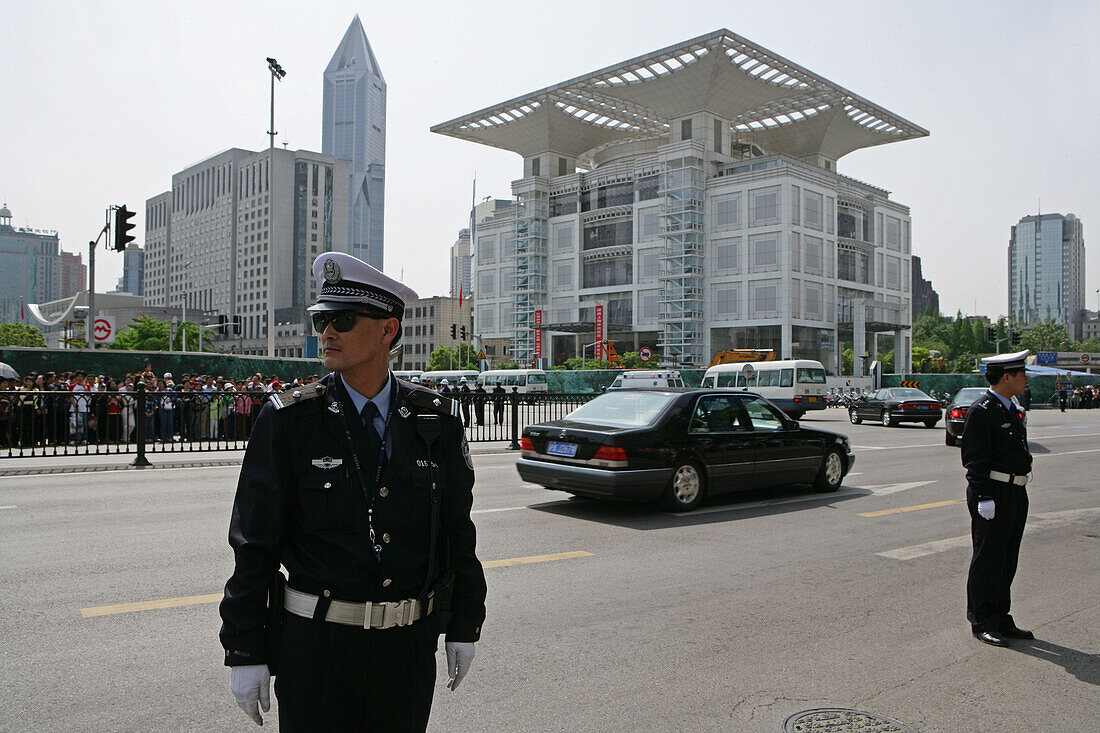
[[312, 456, 343, 470]]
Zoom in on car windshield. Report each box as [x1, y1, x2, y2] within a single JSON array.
[[564, 391, 675, 428], [796, 368, 826, 384], [951, 388, 987, 406], [890, 388, 932, 400], [528, 373, 548, 384]]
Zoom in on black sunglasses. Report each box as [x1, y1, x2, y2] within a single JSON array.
[[312, 310, 378, 333]]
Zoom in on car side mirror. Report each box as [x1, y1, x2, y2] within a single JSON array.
[[787, 418, 800, 429]]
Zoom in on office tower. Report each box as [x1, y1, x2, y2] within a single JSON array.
[[1009, 213, 1085, 340], [323, 15, 386, 269], [0, 204, 64, 324]]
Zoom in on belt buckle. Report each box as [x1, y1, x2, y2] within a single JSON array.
[[380, 601, 402, 629]]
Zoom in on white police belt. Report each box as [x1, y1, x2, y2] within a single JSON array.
[[284, 586, 433, 629], [989, 470, 1030, 486]]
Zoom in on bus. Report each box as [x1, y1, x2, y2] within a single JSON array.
[[477, 368, 549, 394], [418, 370, 480, 388], [700, 360, 828, 418], [393, 370, 423, 382]]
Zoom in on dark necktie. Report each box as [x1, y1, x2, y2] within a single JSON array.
[[361, 401, 382, 454]]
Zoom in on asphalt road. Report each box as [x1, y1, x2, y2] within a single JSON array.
[[0, 408, 1096, 732]]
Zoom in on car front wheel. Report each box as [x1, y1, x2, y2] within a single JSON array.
[[814, 448, 845, 492], [849, 409, 862, 424], [663, 461, 706, 512], [945, 431, 958, 446], [881, 410, 894, 427]]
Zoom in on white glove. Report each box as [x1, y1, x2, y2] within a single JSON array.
[[445, 642, 476, 691], [977, 500, 995, 520], [230, 664, 271, 726]]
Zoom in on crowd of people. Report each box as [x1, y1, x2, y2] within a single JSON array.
[[0, 368, 321, 449], [0, 368, 522, 449]]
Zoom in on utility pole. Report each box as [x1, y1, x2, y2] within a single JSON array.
[[86, 207, 111, 350], [266, 57, 286, 358]]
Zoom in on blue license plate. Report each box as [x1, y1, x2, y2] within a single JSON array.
[[547, 441, 578, 457], [918, 405, 930, 410]]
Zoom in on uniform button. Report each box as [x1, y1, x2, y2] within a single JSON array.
[[379, 486, 389, 497], [382, 532, 391, 543], [382, 578, 392, 587], [323, 590, 331, 598], [323, 482, 332, 489]]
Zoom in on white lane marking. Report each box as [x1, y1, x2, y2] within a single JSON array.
[[877, 507, 1100, 560], [671, 488, 863, 516], [0, 505, 17, 510], [850, 480, 936, 496], [847, 472, 863, 477], [1037, 448, 1100, 457]]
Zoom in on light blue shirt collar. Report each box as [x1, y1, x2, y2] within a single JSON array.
[[340, 374, 393, 452], [987, 387, 1013, 412]]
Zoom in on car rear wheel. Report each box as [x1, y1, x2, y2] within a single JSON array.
[[814, 448, 845, 492], [880, 410, 894, 427], [945, 432, 958, 446], [923, 420, 937, 428], [663, 461, 706, 512], [849, 409, 862, 424]]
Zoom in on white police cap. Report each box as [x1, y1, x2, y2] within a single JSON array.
[[981, 350, 1029, 371], [307, 252, 418, 319]]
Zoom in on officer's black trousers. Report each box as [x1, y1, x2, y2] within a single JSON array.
[[274, 611, 438, 732], [966, 485, 1028, 632]]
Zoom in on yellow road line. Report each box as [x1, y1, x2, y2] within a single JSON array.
[[82, 551, 594, 618], [82, 593, 222, 618], [482, 550, 593, 568], [858, 499, 965, 518]]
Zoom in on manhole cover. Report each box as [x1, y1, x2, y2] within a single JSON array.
[[785, 708, 918, 732]]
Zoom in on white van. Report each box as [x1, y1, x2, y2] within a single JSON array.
[[419, 370, 480, 388], [478, 368, 548, 394], [606, 369, 685, 390], [700, 359, 827, 418], [393, 370, 423, 382]]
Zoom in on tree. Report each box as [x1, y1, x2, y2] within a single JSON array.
[[1019, 320, 1073, 352], [913, 308, 950, 346], [949, 311, 978, 357], [109, 316, 218, 352], [428, 343, 478, 370], [0, 323, 47, 347]]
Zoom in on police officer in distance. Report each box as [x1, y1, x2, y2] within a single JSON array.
[[220, 252, 486, 729], [960, 350, 1034, 647]]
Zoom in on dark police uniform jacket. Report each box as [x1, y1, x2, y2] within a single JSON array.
[[219, 373, 486, 666], [960, 391, 1032, 499]]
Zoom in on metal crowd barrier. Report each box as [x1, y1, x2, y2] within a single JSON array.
[[0, 387, 599, 460]]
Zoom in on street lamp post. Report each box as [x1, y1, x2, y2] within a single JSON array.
[[266, 57, 286, 358]]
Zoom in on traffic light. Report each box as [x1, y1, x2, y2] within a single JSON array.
[[217, 314, 229, 334], [232, 315, 242, 334], [450, 324, 457, 339], [1011, 331, 1021, 346], [460, 325, 467, 340], [114, 205, 136, 251], [986, 326, 996, 342]]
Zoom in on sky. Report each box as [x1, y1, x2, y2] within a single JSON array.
[[2, 0, 1098, 319]]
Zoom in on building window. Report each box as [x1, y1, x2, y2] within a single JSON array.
[[640, 291, 659, 320], [715, 285, 739, 317], [639, 209, 661, 239], [712, 193, 741, 231], [805, 284, 823, 319], [714, 118, 723, 153], [713, 238, 740, 274], [639, 249, 659, 281], [554, 224, 574, 253], [886, 257, 900, 289], [582, 258, 633, 288], [804, 235, 823, 276], [555, 262, 573, 289], [478, 236, 496, 265], [479, 270, 496, 297], [749, 187, 780, 226], [478, 305, 496, 332], [886, 217, 901, 250], [753, 282, 778, 316], [681, 119, 692, 140], [583, 220, 633, 250], [531, 157, 541, 177], [803, 191, 823, 230], [749, 234, 779, 272], [558, 157, 569, 176]]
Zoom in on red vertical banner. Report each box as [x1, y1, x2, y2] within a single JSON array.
[[534, 309, 543, 359], [594, 305, 605, 360]]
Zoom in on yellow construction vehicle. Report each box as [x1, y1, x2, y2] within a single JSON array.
[[708, 349, 776, 368]]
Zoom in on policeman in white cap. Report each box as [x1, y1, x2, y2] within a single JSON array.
[[960, 350, 1034, 647], [220, 252, 486, 729]]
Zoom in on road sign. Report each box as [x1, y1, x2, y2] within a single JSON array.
[[639, 347, 653, 362], [92, 316, 116, 344], [477, 349, 487, 360], [1081, 354, 1090, 363]]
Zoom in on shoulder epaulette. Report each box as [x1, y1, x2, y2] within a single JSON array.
[[404, 384, 462, 419], [269, 382, 327, 410]]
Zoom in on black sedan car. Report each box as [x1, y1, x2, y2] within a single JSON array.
[[944, 387, 1027, 446], [516, 389, 855, 511], [848, 387, 942, 428]]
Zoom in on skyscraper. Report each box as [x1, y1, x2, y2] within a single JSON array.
[[1009, 212, 1085, 339], [322, 15, 386, 269]]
